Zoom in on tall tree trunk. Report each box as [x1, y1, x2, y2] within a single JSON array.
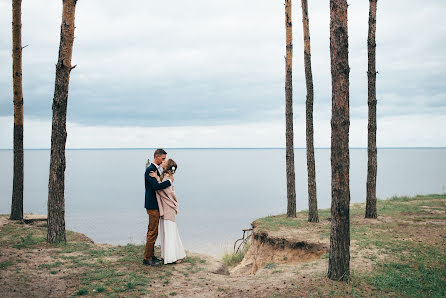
[[301, 0, 318, 223], [10, 0, 24, 221], [47, 0, 77, 243], [365, 0, 378, 219], [327, 0, 350, 281], [285, 0, 296, 218]]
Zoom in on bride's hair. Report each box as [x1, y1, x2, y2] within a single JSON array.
[[160, 159, 177, 181]]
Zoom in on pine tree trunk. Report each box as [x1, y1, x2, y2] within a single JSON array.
[[301, 0, 318, 223], [285, 0, 296, 218], [365, 0, 378, 219], [11, 0, 24, 221], [47, 0, 77, 243], [328, 0, 350, 281]]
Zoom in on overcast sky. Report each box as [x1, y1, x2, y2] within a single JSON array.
[[0, 0, 445, 148]]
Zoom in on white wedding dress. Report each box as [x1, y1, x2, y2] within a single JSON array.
[[159, 218, 186, 264]]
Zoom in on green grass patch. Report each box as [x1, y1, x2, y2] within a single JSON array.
[[370, 244, 445, 297], [13, 231, 45, 248], [222, 241, 250, 267], [115, 244, 145, 263], [88, 248, 114, 258], [39, 261, 62, 269], [377, 194, 446, 217], [264, 263, 276, 269], [182, 256, 206, 265], [254, 214, 304, 231], [75, 268, 150, 295], [55, 241, 91, 253], [0, 261, 14, 269], [76, 288, 89, 296]]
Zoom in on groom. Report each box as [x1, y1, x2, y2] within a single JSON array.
[[143, 148, 173, 266]]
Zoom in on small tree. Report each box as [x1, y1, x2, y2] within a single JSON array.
[[300, 0, 318, 223], [285, 0, 296, 218], [10, 0, 24, 221], [47, 0, 78, 243], [327, 0, 351, 281], [365, 0, 378, 219]]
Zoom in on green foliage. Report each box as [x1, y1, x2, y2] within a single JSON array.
[[13, 231, 45, 248], [116, 244, 145, 263], [254, 215, 303, 231], [39, 261, 62, 269], [377, 194, 446, 217], [370, 244, 446, 297], [88, 248, 113, 257], [264, 263, 276, 269], [55, 242, 91, 253], [222, 242, 250, 267], [0, 261, 14, 269], [182, 256, 206, 265], [76, 288, 88, 296]]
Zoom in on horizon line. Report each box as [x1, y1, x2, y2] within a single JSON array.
[[0, 146, 445, 151]]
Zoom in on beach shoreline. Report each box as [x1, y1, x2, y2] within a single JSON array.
[[1, 194, 445, 297]]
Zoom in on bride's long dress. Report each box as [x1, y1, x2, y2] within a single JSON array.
[[156, 177, 186, 264], [159, 218, 186, 264]]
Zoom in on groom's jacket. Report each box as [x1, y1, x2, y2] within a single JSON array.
[[144, 163, 171, 210]]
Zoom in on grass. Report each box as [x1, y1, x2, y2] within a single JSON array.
[[13, 231, 45, 248], [182, 256, 206, 265], [369, 244, 446, 297], [254, 214, 304, 231], [0, 261, 14, 269], [76, 288, 88, 296], [38, 261, 62, 269], [264, 263, 276, 269], [254, 194, 446, 297], [0, 195, 444, 297], [222, 241, 250, 267]]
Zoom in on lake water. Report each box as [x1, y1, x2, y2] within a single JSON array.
[[0, 148, 445, 256]]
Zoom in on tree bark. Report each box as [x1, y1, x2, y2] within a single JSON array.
[[285, 0, 296, 218], [365, 0, 378, 219], [301, 0, 318, 223], [11, 0, 24, 221], [47, 0, 77, 243], [328, 0, 350, 281]]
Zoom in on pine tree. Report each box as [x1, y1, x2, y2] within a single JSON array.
[[10, 0, 24, 221], [285, 0, 296, 218], [365, 0, 378, 219], [300, 0, 318, 222], [47, 0, 78, 243], [327, 0, 351, 281]]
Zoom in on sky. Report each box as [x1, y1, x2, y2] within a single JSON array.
[[0, 0, 445, 148]]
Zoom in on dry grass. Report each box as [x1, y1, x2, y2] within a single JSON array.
[[0, 194, 444, 297]]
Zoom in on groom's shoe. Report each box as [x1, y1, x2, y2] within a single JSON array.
[[142, 258, 160, 267], [153, 256, 164, 263]]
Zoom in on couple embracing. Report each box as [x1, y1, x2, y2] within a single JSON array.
[[143, 149, 186, 266]]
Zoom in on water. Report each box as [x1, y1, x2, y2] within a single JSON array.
[[1, 148, 445, 256]]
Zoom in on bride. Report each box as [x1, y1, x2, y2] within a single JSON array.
[[149, 159, 186, 264]]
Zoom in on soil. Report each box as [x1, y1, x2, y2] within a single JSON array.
[[1, 196, 445, 297]]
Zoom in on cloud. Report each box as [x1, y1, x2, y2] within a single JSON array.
[[1, 111, 445, 149], [0, 0, 445, 146]]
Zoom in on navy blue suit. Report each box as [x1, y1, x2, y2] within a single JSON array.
[[144, 163, 171, 210]]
